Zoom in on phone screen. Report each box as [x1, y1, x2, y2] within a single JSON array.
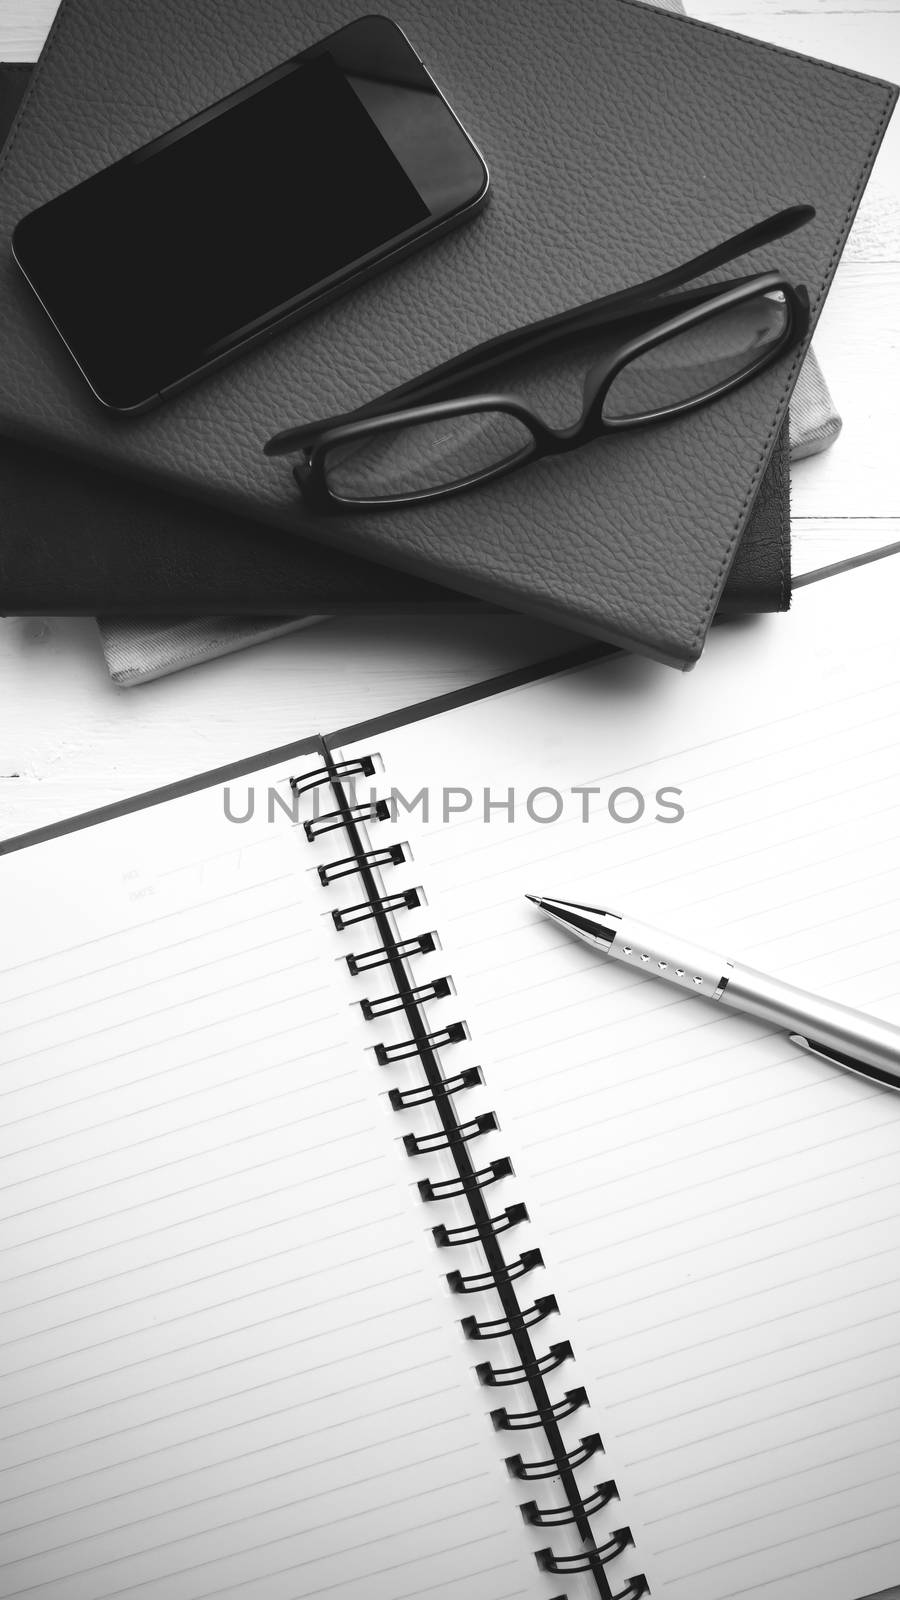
[[13, 22, 487, 410]]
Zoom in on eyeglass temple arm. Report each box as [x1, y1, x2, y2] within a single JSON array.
[[264, 203, 814, 456]]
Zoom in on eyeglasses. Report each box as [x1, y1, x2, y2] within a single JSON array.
[[265, 206, 813, 513]]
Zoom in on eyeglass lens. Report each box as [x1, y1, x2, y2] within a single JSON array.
[[322, 409, 534, 502], [601, 290, 789, 424]]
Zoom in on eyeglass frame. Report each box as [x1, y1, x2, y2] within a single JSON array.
[[264, 206, 814, 514]]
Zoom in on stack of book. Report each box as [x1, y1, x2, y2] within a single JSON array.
[[0, 0, 892, 677]]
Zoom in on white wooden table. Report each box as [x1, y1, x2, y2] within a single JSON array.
[[1, 0, 899, 840]]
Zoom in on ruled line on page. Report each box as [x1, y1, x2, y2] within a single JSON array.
[[554, 1190, 896, 1312], [0, 1165, 391, 1292], [1, 1359, 460, 1496], [419, 761, 896, 934], [3, 1427, 490, 1587], [0, 1219, 417, 1348], [613, 1335, 900, 1441], [606, 1305, 900, 1413], [668, 1505, 900, 1589], [175, 1537, 521, 1600], [0, 889, 309, 1008], [0, 1320, 446, 1512], [496, 1012, 777, 1103], [525, 1050, 809, 1170], [694, 1536, 900, 1600], [640, 1434, 900, 1528], [0, 1108, 380, 1226], [510, 992, 899, 1155], [0, 1312, 435, 1440], [1, 1056, 360, 1152], [0, 1008, 349, 1108], [536, 1089, 897, 1211], [0, 1444, 489, 1575], [0, 1350, 461, 1510], [421, 684, 900, 878], [0, 873, 296, 981], [0, 1467, 495, 1593], [1, 1426, 477, 1551], [530, 1075, 886, 1190], [440, 784, 900, 942], [575, 1237, 899, 1336], [0, 1077, 368, 1193], [586, 1241, 896, 1356], [0, 1203, 408, 1334], [1, 1068, 364, 1169], [3, 1420, 483, 1580], [0, 1312, 449, 1477], [419, 729, 899, 925], [597, 1281, 900, 1389], [1, 1145, 388, 1262], [3, 1476, 505, 1600], [373, 1570, 528, 1600], [437, 757, 900, 922], [562, 1183, 900, 1298], [560, 1149, 900, 1282], [636, 1400, 900, 1505], [0, 1017, 347, 1127], [0, 1245, 424, 1362], [659, 1462, 900, 1555], [617, 1350, 900, 1469], [420, 672, 900, 864], [79, 1502, 505, 1600], [0, 927, 322, 1041], [0, 960, 335, 1071]]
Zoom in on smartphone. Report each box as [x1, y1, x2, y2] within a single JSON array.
[[12, 16, 489, 414]]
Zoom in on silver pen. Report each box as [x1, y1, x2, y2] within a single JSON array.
[[526, 895, 900, 1086]]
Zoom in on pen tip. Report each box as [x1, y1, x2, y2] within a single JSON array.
[[525, 894, 543, 907]]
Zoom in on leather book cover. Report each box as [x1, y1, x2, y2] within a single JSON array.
[[0, 61, 789, 622], [0, 424, 790, 617], [0, 0, 882, 660]]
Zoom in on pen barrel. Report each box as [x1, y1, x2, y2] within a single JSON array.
[[609, 919, 730, 998], [726, 965, 900, 1078]]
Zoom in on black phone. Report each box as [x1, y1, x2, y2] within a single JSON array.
[[12, 16, 489, 414]]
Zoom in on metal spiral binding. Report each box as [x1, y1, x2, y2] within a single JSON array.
[[292, 752, 649, 1600]]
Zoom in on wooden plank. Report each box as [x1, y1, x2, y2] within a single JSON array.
[[791, 264, 900, 518], [0, 0, 57, 58], [792, 518, 900, 577], [690, 6, 900, 262]]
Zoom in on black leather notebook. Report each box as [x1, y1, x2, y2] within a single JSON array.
[[0, 0, 891, 660], [0, 425, 790, 618], [0, 54, 789, 621]]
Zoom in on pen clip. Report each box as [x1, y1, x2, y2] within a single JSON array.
[[790, 1035, 900, 1093]]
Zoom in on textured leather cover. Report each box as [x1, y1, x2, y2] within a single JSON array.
[[0, 424, 790, 616], [0, 1, 889, 661], [0, 60, 789, 621]]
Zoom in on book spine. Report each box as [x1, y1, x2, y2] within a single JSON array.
[[293, 751, 649, 1600]]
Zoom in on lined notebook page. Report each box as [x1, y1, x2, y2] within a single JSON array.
[[339, 558, 900, 1600], [0, 760, 551, 1600]]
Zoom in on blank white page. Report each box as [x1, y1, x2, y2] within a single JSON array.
[[0, 757, 554, 1600], [339, 558, 900, 1600]]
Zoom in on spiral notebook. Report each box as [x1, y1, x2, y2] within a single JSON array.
[[1, 557, 899, 1600]]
